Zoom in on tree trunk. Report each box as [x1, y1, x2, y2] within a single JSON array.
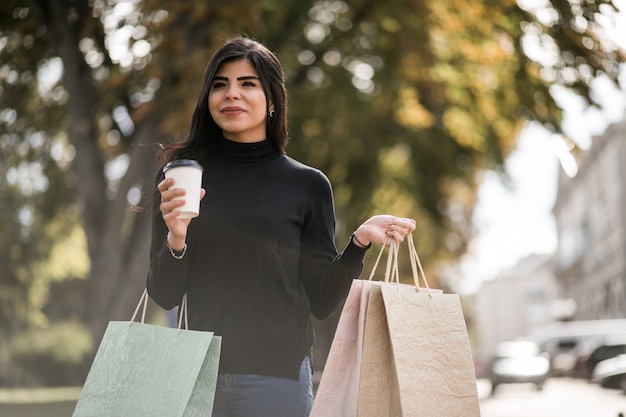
[[91, 117, 162, 341], [29, 0, 164, 343]]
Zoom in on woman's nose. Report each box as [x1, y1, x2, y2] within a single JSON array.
[[225, 84, 240, 99]]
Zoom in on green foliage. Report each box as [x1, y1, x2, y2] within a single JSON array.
[[0, 320, 92, 387], [0, 0, 624, 385]]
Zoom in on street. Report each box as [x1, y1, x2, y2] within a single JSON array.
[[478, 378, 626, 417]]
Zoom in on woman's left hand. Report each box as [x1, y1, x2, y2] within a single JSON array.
[[352, 215, 416, 248]]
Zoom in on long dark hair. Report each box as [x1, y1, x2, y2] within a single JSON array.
[[160, 37, 289, 165]]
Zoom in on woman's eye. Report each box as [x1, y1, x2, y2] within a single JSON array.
[[212, 81, 225, 89], [242, 81, 256, 87]]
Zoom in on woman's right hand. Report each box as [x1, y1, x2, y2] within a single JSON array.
[[158, 177, 205, 250]]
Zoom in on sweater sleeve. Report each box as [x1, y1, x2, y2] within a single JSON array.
[[145, 170, 189, 310], [299, 171, 369, 319]]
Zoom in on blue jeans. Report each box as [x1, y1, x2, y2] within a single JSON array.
[[211, 357, 314, 417]]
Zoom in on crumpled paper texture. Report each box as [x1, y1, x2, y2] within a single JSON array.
[[72, 321, 221, 417], [310, 280, 371, 417], [312, 279, 479, 417], [376, 283, 481, 417], [359, 282, 401, 417]]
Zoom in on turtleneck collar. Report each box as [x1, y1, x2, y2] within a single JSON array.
[[215, 135, 280, 163]]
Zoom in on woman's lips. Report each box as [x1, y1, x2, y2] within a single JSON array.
[[221, 106, 245, 115]]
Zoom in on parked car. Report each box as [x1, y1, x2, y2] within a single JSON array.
[[571, 333, 626, 380], [540, 336, 579, 376], [488, 340, 550, 394], [592, 353, 626, 393]]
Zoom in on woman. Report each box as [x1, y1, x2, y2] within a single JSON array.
[[147, 37, 416, 417]]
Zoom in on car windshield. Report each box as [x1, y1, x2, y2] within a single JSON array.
[[495, 341, 540, 358]]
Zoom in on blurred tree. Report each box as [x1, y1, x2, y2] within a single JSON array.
[[0, 0, 623, 355]]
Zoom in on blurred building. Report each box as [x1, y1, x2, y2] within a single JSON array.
[[552, 118, 626, 320], [474, 254, 559, 365], [472, 118, 626, 371]]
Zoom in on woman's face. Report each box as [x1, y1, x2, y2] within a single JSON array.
[[208, 58, 271, 143]]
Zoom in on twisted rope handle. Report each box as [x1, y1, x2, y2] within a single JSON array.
[[367, 236, 390, 282], [407, 233, 432, 298], [177, 293, 189, 333], [365, 233, 432, 298], [130, 288, 190, 330], [130, 288, 150, 324]]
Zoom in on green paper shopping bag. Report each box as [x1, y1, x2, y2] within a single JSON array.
[[72, 290, 221, 417]]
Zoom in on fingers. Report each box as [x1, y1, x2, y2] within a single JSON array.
[[392, 217, 416, 232], [158, 178, 186, 216], [157, 178, 194, 245], [158, 179, 192, 242], [356, 215, 416, 247], [161, 200, 185, 222], [157, 177, 174, 194], [387, 217, 415, 234], [160, 195, 186, 220], [385, 217, 416, 243]]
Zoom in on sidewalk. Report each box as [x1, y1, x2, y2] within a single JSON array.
[[0, 387, 79, 417], [0, 379, 493, 417]]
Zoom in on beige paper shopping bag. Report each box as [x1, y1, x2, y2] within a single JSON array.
[[358, 282, 401, 417], [379, 285, 480, 416], [358, 236, 481, 417], [310, 280, 371, 417]]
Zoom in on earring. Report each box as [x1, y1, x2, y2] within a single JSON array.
[[269, 109, 276, 118]]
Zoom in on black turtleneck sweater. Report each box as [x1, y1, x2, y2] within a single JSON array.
[[146, 137, 368, 380]]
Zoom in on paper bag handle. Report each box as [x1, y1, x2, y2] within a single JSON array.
[[407, 233, 432, 295], [130, 289, 189, 332], [177, 293, 189, 331], [366, 233, 432, 297], [367, 237, 391, 282]]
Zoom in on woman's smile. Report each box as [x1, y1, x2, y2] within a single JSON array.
[[221, 106, 246, 116]]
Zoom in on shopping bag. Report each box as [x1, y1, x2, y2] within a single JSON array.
[[310, 280, 371, 417], [72, 290, 222, 417], [358, 281, 399, 416], [312, 235, 480, 416], [358, 237, 481, 417]]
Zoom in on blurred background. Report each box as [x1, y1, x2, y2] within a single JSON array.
[[1, 0, 626, 415]]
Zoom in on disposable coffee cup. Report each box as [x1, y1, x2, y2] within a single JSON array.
[[163, 159, 203, 219]]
